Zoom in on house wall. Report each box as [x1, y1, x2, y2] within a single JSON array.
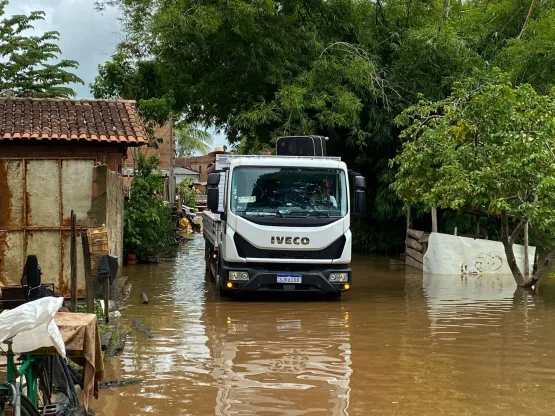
[[0, 159, 124, 297], [0, 142, 126, 172], [181, 155, 212, 182]]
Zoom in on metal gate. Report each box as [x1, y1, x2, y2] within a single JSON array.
[[0, 158, 95, 296]]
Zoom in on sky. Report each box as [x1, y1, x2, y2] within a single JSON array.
[[5, 0, 228, 152]]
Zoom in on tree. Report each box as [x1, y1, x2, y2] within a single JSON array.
[[93, 0, 555, 253], [0, 0, 83, 98], [391, 73, 555, 288], [175, 123, 214, 157], [124, 154, 175, 260]]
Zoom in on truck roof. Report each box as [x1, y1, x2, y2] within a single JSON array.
[[215, 154, 346, 170]]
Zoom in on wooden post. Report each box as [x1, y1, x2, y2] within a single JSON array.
[[431, 207, 438, 233], [81, 230, 94, 313], [524, 221, 530, 278], [103, 280, 110, 324], [70, 210, 77, 312], [475, 216, 480, 238], [405, 208, 411, 254]]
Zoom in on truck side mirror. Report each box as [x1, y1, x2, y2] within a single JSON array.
[[354, 189, 366, 213], [207, 173, 220, 212], [354, 175, 366, 189]]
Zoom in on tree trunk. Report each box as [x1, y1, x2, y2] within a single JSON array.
[[500, 211, 524, 286], [431, 207, 438, 233], [500, 211, 554, 288]]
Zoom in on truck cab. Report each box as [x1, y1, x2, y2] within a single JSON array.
[[203, 137, 366, 296]]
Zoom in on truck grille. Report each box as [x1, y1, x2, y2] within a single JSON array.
[[233, 233, 346, 260]]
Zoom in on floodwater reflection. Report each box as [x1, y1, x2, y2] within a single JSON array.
[[92, 238, 555, 415]]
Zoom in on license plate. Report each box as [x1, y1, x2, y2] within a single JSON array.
[[277, 274, 302, 284]]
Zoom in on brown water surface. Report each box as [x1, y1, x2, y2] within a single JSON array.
[[92, 236, 555, 415]]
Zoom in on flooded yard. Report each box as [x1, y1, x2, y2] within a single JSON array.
[[92, 236, 555, 415]]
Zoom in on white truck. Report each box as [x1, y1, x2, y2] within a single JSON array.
[[202, 136, 366, 297]]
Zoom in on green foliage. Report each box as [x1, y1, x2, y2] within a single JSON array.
[[175, 123, 214, 157], [177, 178, 196, 207], [0, 0, 83, 98], [93, 0, 555, 253], [124, 154, 175, 260], [392, 73, 555, 250]]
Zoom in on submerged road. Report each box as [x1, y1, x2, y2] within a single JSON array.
[[93, 235, 555, 415]]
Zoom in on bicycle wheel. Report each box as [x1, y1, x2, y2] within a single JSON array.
[[20, 395, 41, 416]]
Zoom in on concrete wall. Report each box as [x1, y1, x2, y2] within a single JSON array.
[[90, 165, 124, 275]]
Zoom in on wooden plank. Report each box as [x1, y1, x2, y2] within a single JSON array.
[[405, 255, 423, 271], [407, 229, 425, 240], [81, 230, 94, 313], [406, 247, 424, 264], [70, 211, 77, 313], [405, 238, 423, 252], [418, 234, 429, 244]]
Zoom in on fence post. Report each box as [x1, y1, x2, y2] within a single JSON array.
[[70, 210, 77, 312]]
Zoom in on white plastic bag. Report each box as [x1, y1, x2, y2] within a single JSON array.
[[0, 297, 66, 357]]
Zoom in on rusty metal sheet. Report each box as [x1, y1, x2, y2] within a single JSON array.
[[26, 230, 61, 289], [26, 160, 61, 227], [0, 231, 24, 286], [62, 160, 94, 227], [0, 159, 24, 228]]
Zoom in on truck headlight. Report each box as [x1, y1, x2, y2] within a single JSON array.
[[229, 271, 249, 281], [329, 273, 348, 282]]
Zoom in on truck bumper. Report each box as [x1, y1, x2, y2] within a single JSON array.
[[220, 263, 352, 293]]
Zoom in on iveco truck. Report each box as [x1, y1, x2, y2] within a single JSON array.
[[202, 136, 366, 297]]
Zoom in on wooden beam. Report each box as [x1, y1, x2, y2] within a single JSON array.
[[70, 211, 77, 313], [406, 247, 424, 263], [81, 230, 94, 314], [405, 255, 423, 271], [406, 238, 423, 252], [407, 229, 425, 240]]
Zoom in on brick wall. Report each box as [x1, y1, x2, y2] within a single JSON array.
[[123, 123, 172, 169]]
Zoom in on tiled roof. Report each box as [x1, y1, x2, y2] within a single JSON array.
[[0, 98, 147, 146]]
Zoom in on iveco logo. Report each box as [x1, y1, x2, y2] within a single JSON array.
[[271, 236, 310, 245]]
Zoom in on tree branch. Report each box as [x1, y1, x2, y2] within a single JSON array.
[[517, 0, 539, 40], [509, 216, 528, 245], [529, 249, 555, 287]]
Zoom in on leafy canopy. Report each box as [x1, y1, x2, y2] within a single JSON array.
[[93, 0, 555, 253], [0, 0, 83, 98], [392, 72, 555, 239]]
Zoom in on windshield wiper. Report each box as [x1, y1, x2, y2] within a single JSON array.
[[308, 212, 330, 218]]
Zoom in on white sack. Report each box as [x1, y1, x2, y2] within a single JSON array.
[[423, 232, 535, 275], [0, 297, 66, 357]]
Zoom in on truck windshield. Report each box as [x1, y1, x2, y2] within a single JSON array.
[[230, 167, 347, 217]]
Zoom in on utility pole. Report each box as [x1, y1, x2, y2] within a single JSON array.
[[168, 114, 175, 206]]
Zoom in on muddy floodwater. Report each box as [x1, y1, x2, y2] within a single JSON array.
[[92, 236, 555, 415]]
